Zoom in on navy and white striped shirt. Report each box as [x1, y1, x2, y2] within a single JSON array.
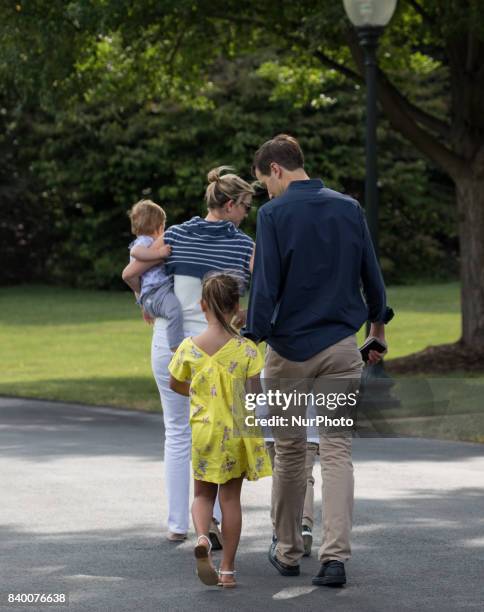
[[164, 217, 254, 291]]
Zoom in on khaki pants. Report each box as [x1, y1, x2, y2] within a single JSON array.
[[265, 335, 363, 566], [266, 441, 318, 529]]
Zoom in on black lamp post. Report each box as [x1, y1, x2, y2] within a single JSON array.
[[343, 0, 397, 259], [343, 2, 399, 402]]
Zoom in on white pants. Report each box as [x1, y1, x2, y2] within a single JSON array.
[[151, 325, 221, 533], [151, 326, 191, 533]]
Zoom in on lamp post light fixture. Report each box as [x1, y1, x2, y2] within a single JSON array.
[[342, 0, 397, 258]]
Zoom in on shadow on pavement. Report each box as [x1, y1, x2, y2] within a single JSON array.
[[2, 398, 484, 610], [1, 485, 484, 611]]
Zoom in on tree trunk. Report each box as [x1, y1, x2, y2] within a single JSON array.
[[456, 176, 484, 348]]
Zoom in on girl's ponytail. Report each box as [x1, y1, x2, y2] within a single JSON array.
[[202, 273, 241, 336]]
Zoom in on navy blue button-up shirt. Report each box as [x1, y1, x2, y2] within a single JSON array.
[[245, 179, 390, 361]]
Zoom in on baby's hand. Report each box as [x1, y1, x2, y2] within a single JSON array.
[[159, 244, 172, 258], [142, 309, 155, 325]]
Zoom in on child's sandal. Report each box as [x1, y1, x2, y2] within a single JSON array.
[[194, 535, 219, 586], [217, 569, 237, 588]]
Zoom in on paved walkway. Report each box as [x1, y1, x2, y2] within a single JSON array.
[[1, 397, 483, 611]]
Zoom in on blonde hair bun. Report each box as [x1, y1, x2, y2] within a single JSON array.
[[205, 166, 254, 209], [207, 165, 235, 183]]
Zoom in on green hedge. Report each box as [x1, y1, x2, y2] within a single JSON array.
[[0, 64, 457, 288]]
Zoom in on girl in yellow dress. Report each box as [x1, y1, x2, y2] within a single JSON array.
[[168, 273, 271, 588]]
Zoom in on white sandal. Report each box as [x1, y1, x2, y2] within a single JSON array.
[[194, 535, 219, 586], [218, 569, 237, 588]]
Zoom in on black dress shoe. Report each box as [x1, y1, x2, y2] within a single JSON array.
[[268, 539, 300, 576], [312, 560, 346, 587]]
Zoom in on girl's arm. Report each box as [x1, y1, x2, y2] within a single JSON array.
[[131, 236, 171, 262], [249, 245, 255, 273], [169, 374, 190, 396], [246, 372, 262, 396]]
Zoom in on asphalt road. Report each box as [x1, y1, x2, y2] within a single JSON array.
[[1, 397, 483, 612]]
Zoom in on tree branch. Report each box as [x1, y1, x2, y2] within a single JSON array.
[[283, 24, 451, 140], [406, 0, 436, 26], [379, 73, 450, 138], [378, 81, 466, 179], [189, 11, 460, 173], [345, 31, 467, 179], [311, 48, 363, 84], [344, 28, 451, 135], [312, 43, 450, 140], [62, 16, 82, 33], [207, 11, 268, 30], [166, 27, 186, 72], [207, 9, 444, 138]]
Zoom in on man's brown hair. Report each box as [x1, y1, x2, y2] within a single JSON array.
[[128, 199, 166, 236], [252, 134, 304, 176]]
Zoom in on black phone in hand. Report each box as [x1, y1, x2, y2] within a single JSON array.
[[359, 337, 387, 363]]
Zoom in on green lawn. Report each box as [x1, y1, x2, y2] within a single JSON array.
[[0, 283, 462, 413], [0, 285, 157, 411]]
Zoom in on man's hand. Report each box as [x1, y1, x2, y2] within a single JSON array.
[[142, 309, 155, 325], [367, 322, 387, 365], [159, 244, 172, 258], [367, 346, 387, 365]]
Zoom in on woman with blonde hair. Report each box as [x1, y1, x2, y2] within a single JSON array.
[[123, 166, 255, 542]]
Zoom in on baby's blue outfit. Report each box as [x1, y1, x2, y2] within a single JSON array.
[[129, 235, 184, 348]]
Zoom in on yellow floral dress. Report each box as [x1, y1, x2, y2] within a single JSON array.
[[168, 336, 272, 484]]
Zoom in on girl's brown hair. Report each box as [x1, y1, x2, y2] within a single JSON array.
[[128, 199, 166, 235], [205, 166, 255, 210], [201, 272, 241, 336]]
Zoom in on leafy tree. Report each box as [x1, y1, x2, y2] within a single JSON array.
[[1, 1, 476, 350], [1, 53, 454, 288], [85, 0, 481, 348], [0, 93, 54, 283]]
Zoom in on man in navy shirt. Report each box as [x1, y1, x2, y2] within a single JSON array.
[[245, 134, 392, 586]]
